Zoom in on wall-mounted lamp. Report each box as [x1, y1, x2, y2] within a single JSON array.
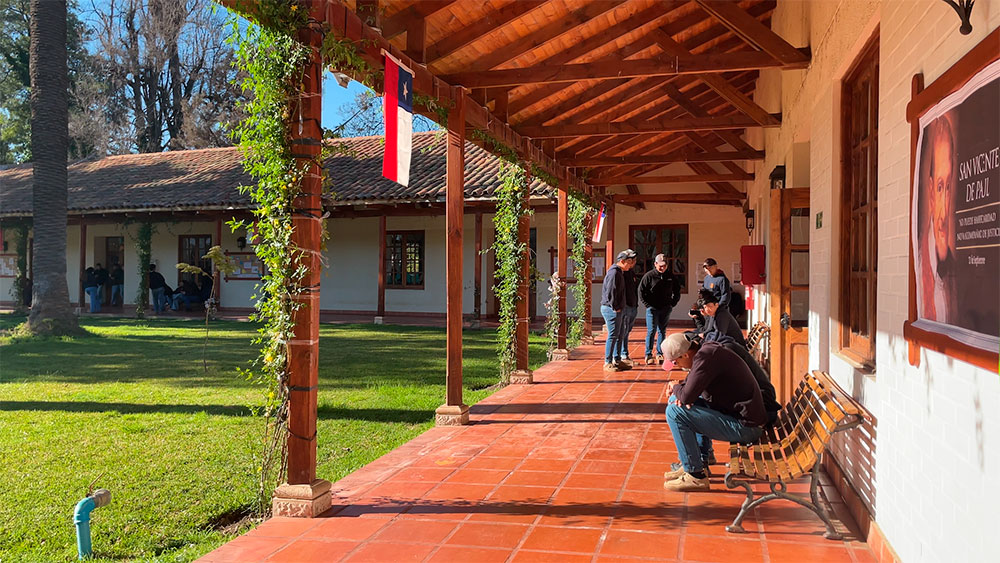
[[769, 165, 786, 191], [942, 0, 974, 35], [745, 209, 756, 238], [237, 236, 247, 250]]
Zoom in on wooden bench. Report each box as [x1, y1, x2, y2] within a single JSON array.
[[724, 370, 864, 539], [745, 321, 770, 373]]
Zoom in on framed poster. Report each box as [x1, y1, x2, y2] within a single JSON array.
[[0, 255, 16, 278], [224, 251, 265, 281], [548, 247, 605, 283], [905, 28, 1000, 371]]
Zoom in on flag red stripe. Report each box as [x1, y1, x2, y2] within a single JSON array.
[[383, 59, 399, 181]]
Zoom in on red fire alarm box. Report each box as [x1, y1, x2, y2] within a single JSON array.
[[741, 245, 766, 285]]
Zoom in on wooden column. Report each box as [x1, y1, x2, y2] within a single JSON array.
[[78, 221, 86, 309], [436, 89, 469, 426], [472, 211, 483, 327], [271, 0, 331, 518], [582, 213, 595, 345], [511, 169, 533, 384], [376, 215, 386, 322], [552, 183, 570, 360], [605, 199, 615, 264]]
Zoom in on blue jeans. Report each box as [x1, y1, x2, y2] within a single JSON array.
[[85, 286, 101, 313], [111, 284, 123, 305], [666, 396, 762, 474], [645, 306, 671, 357], [151, 287, 166, 313], [618, 305, 638, 359], [600, 305, 623, 364]]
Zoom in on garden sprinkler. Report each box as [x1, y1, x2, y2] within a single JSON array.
[[74, 474, 111, 560]]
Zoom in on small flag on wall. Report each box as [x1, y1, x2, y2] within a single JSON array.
[[382, 51, 413, 186], [592, 203, 606, 242]]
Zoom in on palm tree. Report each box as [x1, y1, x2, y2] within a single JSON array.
[[25, 0, 78, 335]]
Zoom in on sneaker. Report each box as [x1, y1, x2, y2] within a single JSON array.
[[604, 362, 620, 372], [663, 472, 710, 492], [620, 357, 633, 367], [663, 465, 687, 480], [645, 355, 655, 365], [670, 460, 712, 477], [656, 354, 664, 365]]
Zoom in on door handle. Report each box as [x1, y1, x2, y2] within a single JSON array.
[[780, 312, 791, 330]]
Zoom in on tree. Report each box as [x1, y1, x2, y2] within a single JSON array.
[[334, 89, 437, 137], [25, 0, 78, 335], [0, 0, 90, 164], [86, 0, 244, 154]]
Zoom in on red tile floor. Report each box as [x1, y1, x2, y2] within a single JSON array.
[[200, 331, 874, 563]]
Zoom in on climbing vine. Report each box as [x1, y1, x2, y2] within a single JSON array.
[[490, 161, 531, 383], [133, 222, 154, 319], [567, 191, 595, 347]]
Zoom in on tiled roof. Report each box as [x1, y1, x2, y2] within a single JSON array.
[[0, 132, 554, 216]]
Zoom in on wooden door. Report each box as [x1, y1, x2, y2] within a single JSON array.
[[769, 187, 810, 404]]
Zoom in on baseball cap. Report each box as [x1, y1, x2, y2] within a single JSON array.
[[661, 333, 691, 372], [654, 253, 667, 264], [702, 257, 717, 268], [616, 250, 634, 262]]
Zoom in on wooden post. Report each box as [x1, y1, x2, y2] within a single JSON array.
[[376, 215, 386, 323], [552, 183, 570, 360], [271, 0, 332, 518], [582, 213, 595, 345], [605, 199, 615, 265], [436, 88, 469, 426], [511, 168, 533, 384], [472, 211, 483, 327], [78, 221, 86, 309]]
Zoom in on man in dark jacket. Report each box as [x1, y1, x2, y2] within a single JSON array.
[[110, 264, 125, 306], [661, 334, 766, 491], [600, 251, 634, 372], [83, 267, 101, 313], [148, 264, 168, 313], [618, 249, 639, 365], [94, 263, 109, 305], [698, 289, 746, 347], [639, 253, 681, 364], [701, 258, 731, 310]]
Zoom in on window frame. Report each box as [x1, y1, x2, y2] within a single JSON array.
[[384, 229, 425, 290], [177, 234, 214, 286], [628, 224, 689, 294], [838, 34, 879, 367]]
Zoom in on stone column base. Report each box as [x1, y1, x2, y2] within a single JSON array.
[[373, 316, 384, 325], [581, 335, 595, 346], [510, 369, 533, 384], [272, 479, 332, 518], [469, 319, 482, 329], [551, 348, 570, 361], [435, 404, 470, 426]]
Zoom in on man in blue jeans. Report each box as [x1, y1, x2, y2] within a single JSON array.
[[617, 249, 639, 366], [661, 333, 766, 491], [600, 251, 634, 372], [638, 253, 681, 364]]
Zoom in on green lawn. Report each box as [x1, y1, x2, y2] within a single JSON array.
[[0, 315, 546, 562]]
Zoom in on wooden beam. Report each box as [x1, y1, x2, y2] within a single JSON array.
[[693, 0, 810, 67], [442, 51, 787, 88], [377, 215, 386, 317], [563, 149, 764, 166], [381, 0, 457, 39], [590, 172, 751, 186], [356, 0, 379, 30], [519, 114, 770, 138], [444, 89, 466, 413], [404, 19, 426, 64], [425, 1, 548, 63], [612, 193, 744, 203], [625, 184, 645, 210]]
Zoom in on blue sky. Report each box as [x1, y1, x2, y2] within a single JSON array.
[[322, 77, 374, 131]]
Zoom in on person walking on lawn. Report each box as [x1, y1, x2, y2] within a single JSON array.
[[639, 253, 681, 364], [618, 249, 640, 366], [661, 333, 766, 491], [601, 251, 634, 372]]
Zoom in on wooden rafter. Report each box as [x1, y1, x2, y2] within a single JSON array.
[[612, 193, 744, 205], [563, 149, 763, 166], [425, 1, 549, 64], [589, 172, 752, 186], [520, 114, 771, 139], [381, 1, 457, 39], [693, 0, 810, 66], [625, 184, 645, 210]]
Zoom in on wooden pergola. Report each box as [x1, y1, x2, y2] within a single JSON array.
[[219, 0, 808, 517]]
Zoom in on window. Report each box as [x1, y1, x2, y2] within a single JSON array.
[[178, 235, 213, 284], [630, 225, 689, 293], [385, 231, 424, 289], [839, 35, 879, 365]]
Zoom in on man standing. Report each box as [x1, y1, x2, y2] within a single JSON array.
[[661, 333, 766, 491], [94, 262, 109, 305], [639, 253, 681, 364], [618, 249, 640, 366], [83, 266, 101, 313], [601, 251, 634, 372], [701, 258, 731, 310], [148, 264, 168, 313], [110, 263, 124, 306]]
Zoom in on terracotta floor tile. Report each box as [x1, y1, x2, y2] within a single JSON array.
[[520, 525, 605, 553], [489, 484, 558, 503], [624, 474, 667, 492], [584, 448, 633, 461], [390, 466, 458, 482], [575, 459, 633, 474], [518, 458, 576, 472], [424, 482, 496, 501], [446, 522, 531, 548], [301, 517, 390, 541], [264, 539, 356, 562], [363, 480, 436, 500], [504, 470, 568, 487], [600, 529, 681, 559], [481, 444, 536, 457], [428, 546, 511, 563], [245, 517, 323, 538], [564, 471, 627, 490], [681, 533, 765, 562], [370, 519, 458, 544], [765, 540, 854, 563], [553, 487, 621, 505], [343, 541, 436, 562], [463, 456, 523, 470], [512, 550, 595, 562], [445, 468, 511, 485], [201, 537, 286, 562]]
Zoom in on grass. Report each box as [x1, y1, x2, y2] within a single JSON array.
[[0, 314, 547, 562]]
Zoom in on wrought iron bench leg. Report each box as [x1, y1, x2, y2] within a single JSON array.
[[723, 453, 842, 539]]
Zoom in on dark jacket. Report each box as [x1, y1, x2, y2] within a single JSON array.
[[703, 270, 731, 309], [148, 270, 167, 290], [601, 264, 625, 310], [638, 268, 681, 310], [111, 267, 124, 285], [703, 307, 746, 347], [623, 269, 639, 308], [83, 269, 98, 289], [672, 342, 767, 427], [198, 274, 214, 300], [715, 336, 781, 424], [94, 267, 109, 286]]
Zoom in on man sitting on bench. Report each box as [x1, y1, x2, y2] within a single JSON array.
[[661, 333, 767, 492]]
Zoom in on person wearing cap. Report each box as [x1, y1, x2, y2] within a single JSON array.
[[600, 251, 634, 371], [660, 333, 766, 491], [617, 249, 640, 366], [697, 288, 746, 347], [701, 258, 731, 310], [638, 253, 681, 364]]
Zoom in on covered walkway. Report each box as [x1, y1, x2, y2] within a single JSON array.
[[200, 332, 873, 563]]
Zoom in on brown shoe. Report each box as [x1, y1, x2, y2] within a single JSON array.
[[663, 472, 710, 492], [656, 354, 664, 365], [604, 362, 620, 372], [663, 466, 687, 480], [645, 355, 655, 365]]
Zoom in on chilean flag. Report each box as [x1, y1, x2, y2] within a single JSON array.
[[382, 52, 413, 186], [592, 203, 606, 243]]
